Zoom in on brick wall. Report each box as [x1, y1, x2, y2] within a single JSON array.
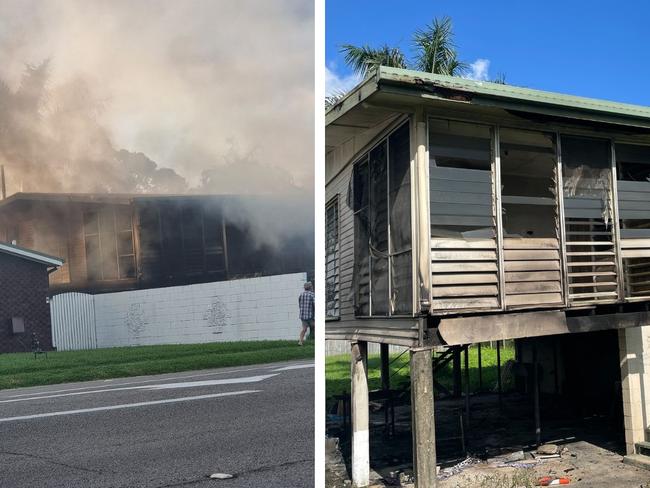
[[0, 253, 53, 353], [87, 272, 308, 348]]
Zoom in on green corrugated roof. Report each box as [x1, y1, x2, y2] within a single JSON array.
[[327, 66, 650, 128]]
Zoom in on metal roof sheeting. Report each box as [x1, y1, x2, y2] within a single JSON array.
[[0, 242, 63, 268], [327, 66, 650, 129]]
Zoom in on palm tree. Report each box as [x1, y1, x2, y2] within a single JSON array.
[[328, 17, 504, 109], [339, 16, 464, 78]]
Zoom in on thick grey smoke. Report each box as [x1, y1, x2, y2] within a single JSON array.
[[0, 0, 314, 198]]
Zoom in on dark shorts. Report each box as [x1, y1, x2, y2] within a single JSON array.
[[301, 319, 314, 329]]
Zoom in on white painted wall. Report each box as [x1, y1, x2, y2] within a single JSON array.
[[51, 272, 307, 350]]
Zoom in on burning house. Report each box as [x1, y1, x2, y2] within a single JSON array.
[[326, 67, 650, 486], [0, 192, 313, 295]]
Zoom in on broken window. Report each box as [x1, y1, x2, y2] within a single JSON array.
[[203, 207, 226, 273], [351, 121, 412, 316], [157, 201, 227, 280], [369, 142, 389, 316], [352, 157, 370, 315], [83, 205, 136, 281], [616, 143, 650, 298], [388, 123, 412, 315], [429, 119, 493, 238], [429, 119, 499, 311], [500, 128, 562, 308], [562, 136, 617, 304], [182, 205, 204, 275], [325, 196, 339, 318]]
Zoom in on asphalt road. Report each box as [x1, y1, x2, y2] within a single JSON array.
[[0, 360, 314, 487]]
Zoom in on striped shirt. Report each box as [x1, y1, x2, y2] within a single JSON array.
[[299, 290, 315, 321]]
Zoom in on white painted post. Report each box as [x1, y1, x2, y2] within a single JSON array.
[[351, 341, 369, 487]]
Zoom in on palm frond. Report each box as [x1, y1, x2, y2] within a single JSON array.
[[340, 43, 406, 78], [446, 53, 469, 77], [492, 72, 507, 84], [412, 16, 465, 76], [325, 90, 347, 110]]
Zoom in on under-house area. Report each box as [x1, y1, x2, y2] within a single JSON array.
[[325, 67, 650, 487]]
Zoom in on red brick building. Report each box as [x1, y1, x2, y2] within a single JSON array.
[[0, 242, 62, 353]]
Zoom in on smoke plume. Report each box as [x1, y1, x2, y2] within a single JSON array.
[[0, 0, 314, 250], [0, 0, 314, 247]]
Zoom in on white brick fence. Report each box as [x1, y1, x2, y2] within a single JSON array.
[[51, 272, 307, 351]]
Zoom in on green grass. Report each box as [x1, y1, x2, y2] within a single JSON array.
[[326, 344, 515, 404], [0, 340, 314, 390]]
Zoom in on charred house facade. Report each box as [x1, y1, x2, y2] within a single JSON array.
[[326, 67, 650, 486], [0, 193, 313, 295]]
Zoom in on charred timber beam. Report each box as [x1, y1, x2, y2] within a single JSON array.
[[437, 309, 650, 345]]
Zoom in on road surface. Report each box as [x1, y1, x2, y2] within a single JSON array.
[[0, 360, 314, 487]]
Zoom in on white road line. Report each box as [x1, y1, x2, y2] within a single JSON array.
[[0, 374, 278, 404], [272, 363, 314, 372], [0, 362, 296, 399], [0, 390, 260, 423], [147, 374, 278, 389]]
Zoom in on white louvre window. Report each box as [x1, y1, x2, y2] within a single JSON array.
[[325, 197, 340, 318]]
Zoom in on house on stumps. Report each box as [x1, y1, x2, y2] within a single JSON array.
[[325, 67, 650, 487]]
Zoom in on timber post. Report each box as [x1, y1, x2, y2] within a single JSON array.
[[411, 346, 437, 488], [351, 341, 369, 487]]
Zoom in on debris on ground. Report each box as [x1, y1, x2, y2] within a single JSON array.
[[487, 450, 525, 466], [537, 444, 560, 455], [537, 475, 571, 485], [532, 453, 561, 460], [398, 470, 414, 484], [437, 456, 482, 480], [497, 460, 538, 469], [208, 473, 234, 480]]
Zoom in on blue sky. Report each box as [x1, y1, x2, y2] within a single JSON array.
[[326, 0, 650, 105]]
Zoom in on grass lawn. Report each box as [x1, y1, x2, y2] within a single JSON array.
[[0, 340, 314, 390], [326, 343, 515, 405]]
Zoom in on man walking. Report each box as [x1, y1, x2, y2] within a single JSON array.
[[298, 282, 315, 345]]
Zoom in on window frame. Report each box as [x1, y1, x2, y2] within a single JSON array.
[[351, 121, 413, 318], [325, 195, 340, 320], [83, 205, 136, 282]]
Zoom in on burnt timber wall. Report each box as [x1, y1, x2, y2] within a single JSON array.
[[326, 106, 650, 346], [0, 198, 314, 295]]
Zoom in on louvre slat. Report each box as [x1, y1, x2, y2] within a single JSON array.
[[432, 285, 498, 298], [503, 238, 558, 249], [431, 297, 499, 310], [431, 238, 496, 249], [506, 293, 563, 306], [505, 281, 561, 294], [432, 262, 498, 273], [434, 273, 498, 285]]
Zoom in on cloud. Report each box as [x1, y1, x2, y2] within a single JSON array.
[[325, 63, 361, 97], [0, 0, 314, 194], [465, 58, 490, 81]]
